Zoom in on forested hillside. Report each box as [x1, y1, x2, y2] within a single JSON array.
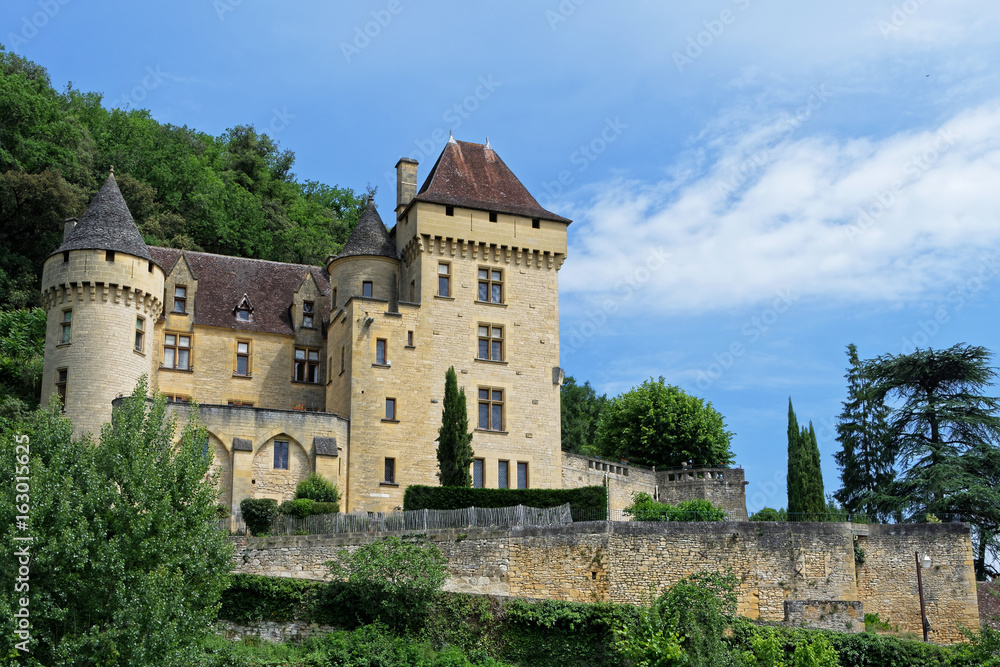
[[0, 43, 367, 312]]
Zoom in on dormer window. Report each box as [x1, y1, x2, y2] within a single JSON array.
[[234, 294, 254, 322], [302, 301, 314, 328]]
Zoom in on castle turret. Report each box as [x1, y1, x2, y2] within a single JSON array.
[[40, 169, 164, 438]]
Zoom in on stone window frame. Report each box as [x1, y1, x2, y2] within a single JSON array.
[[55, 367, 67, 411], [437, 262, 451, 297], [406, 330, 414, 348], [273, 440, 289, 470], [293, 346, 321, 383], [477, 323, 504, 362], [60, 309, 72, 345], [173, 285, 188, 314], [384, 397, 397, 422], [472, 458, 485, 488], [302, 300, 315, 329], [375, 338, 388, 366], [477, 386, 505, 433], [383, 457, 396, 484], [235, 339, 251, 377], [362, 281, 373, 298], [163, 332, 192, 371], [134, 316, 145, 353], [498, 460, 509, 489], [517, 461, 529, 489], [477, 266, 504, 304]]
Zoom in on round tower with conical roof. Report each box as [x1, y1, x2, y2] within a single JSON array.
[[39, 170, 164, 438], [325, 196, 401, 309]]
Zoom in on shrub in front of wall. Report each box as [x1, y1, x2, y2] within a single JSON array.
[[278, 498, 315, 518], [402, 485, 607, 520], [296, 473, 341, 507], [240, 497, 278, 536]]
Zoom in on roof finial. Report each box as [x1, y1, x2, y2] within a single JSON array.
[[109, 165, 115, 176], [448, 131, 457, 144], [485, 137, 492, 150]]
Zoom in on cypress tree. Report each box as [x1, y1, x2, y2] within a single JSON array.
[[803, 421, 826, 519], [787, 399, 804, 519], [436, 366, 474, 487], [788, 400, 826, 520]]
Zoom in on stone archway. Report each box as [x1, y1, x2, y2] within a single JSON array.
[[206, 433, 233, 510], [250, 435, 311, 503]]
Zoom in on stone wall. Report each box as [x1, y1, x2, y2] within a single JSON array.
[[656, 466, 748, 520], [561, 452, 656, 514], [783, 600, 864, 633], [230, 521, 980, 643]]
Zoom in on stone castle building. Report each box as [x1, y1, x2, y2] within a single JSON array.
[[39, 137, 748, 518]]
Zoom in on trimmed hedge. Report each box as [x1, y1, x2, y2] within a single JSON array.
[[277, 498, 339, 518], [403, 485, 607, 521], [240, 497, 277, 536]]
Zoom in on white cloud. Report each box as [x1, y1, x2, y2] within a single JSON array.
[[561, 100, 1000, 314]]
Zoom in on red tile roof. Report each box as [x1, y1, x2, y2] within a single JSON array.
[[409, 140, 571, 224], [149, 247, 330, 336]]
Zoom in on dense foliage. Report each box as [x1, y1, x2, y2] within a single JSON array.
[[0, 378, 232, 665], [437, 366, 475, 487], [240, 497, 278, 536], [623, 492, 727, 521], [596, 377, 734, 469], [749, 507, 788, 521], [0, 307, 45, 415], [403, 484, 608, 520], [295, 473, 341, 506], [787, 399, 826, 520], [560, 375, 608, 454], [326, 536, 449, 633], [0, 44, 367, 313]]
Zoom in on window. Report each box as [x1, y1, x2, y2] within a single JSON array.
[[438, 263, 450, 297], [62, 251, 69, 263], [362, 281, 373, 297], [302, 301, 314, 328], [532, 218, 540, 229], [446, 205, 454, 216], [409, 280, 416, 301], [135, 317, 145, 351], [106, 250, 115, 262], [173, 286, 187, 313], [163, 333, 191, 370], [473, 458, 484, 488], [517, 462, 529, 489], [407, 330, 414, 347], [332, 288, 338, 308], [478, 325, 504, 361], [235, 340, 250, 376], [489, 211, 498, 222], [478, 268, 503, 303], [148, 260, 153, 273], [340, 346, 345, 373], [273, 440, 289, 470], [60, 310, 72, 344], [56, 368, 67, 410], [385, 397, 396, 421], [294, 347, 320, 383], [498, 460, 509, 489], [478, 387, 504, 431], [375, 338, 387, 365], [384, 458, 396, 483]]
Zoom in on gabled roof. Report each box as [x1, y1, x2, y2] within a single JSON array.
[[148, 247, 330, 336], [410, 139, 571, 224], [54, 169, 153, 260], [332, 197, 398, 261]]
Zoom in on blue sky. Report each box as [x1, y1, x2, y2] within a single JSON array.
[[5, 0, 1000, 512]]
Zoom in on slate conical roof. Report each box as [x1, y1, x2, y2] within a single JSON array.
[[333, 197, 398, 260], [55, 170, 152, 261], [412, 139, 571, 224]]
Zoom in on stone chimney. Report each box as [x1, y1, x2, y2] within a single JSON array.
[[395, 158, 418, 216], [63, 217, 78, 242]]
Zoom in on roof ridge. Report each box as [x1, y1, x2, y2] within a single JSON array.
[[150, 246, 328, 271]]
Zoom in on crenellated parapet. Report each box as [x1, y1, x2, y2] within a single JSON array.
[[41, 280, 163, 319], [406, 234, 566, 271]]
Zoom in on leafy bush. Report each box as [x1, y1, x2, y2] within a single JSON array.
[[278, 497, 315, 518], [219, 574, 330, 624], [326, 536, 448, 632], [215, 503, 231, 518], [295, 473, 340, 506], [240, 498, 278, 536], [750, 507, 788, 522], [624, 493, 726, 521], [403, 485, 607, 521]]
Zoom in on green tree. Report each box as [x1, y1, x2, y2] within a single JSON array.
[[0, 378, 232, 665], [866, 343, 1000, 579], [295, 473, 341, 506], [787, 400, 825, 520], [596, 377, 734, 469], [560, 375, 607, 454], [326, 536, 448, 632], [833, 344, 896, 522], [0, 307, 45, 414], [436, 366, 474, 487]]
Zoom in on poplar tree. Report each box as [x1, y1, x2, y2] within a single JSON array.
[[436, 366, 474, 487]]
